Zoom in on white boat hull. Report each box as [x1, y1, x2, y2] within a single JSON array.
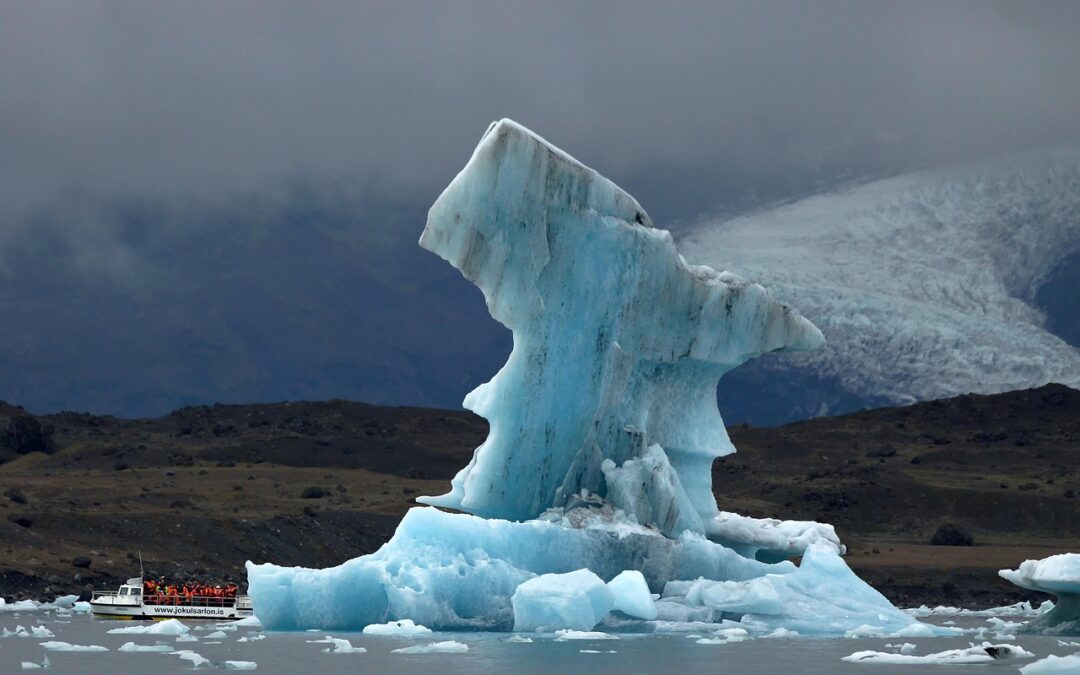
[[90, 601, 252, 620]]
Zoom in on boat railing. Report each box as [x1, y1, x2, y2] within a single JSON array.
[[142, 593, 242, 607]]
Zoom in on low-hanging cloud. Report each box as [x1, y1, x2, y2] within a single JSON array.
[[2, 0, 1079, 228]]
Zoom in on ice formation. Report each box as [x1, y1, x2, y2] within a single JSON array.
[[108, 618, 190, 636], [247, 119, 935, 637], [392, 641, 469, 654], [1001, 554, 1080, 634]]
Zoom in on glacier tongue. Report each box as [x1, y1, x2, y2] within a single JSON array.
[[246, 119, 934, 637]]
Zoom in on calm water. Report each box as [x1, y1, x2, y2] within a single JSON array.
[[0, 612, 1074, 674]]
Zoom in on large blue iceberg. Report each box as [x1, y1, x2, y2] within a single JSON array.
[[247, 119, 937, 637]]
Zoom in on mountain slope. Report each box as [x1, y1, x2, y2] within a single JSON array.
[[684, 146, 1080, 422]]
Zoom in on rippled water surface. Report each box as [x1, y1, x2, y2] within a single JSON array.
[[0, 612, 1075, 674]]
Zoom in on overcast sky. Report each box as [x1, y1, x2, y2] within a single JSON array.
[[3, 1, 1080, 230]]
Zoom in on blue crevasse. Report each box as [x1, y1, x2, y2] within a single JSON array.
[[246, 119, 937, 637]]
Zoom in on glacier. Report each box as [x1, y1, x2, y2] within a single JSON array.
[[682, 148, 1080, 412], [1000, 554, 1080, 635], [246, 119, 936, 637]]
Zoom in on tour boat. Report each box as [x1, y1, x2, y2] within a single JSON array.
[[90, 577, 254, 620]]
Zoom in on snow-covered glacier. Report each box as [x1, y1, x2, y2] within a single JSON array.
[[682, 147, 1080, 412], [246, 119, 937, 637]]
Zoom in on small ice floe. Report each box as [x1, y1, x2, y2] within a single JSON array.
[[118, 641, 174, 653], [986, 617, 1024, 640], [842, 642, 1034, 665], [905, 600, 1053, 618], [175, 634, 200, 642], [0, 599, 40, 613], [39, 640, 109, 652], [203, 630, 229, 639], [173, 650, 211, 668], [391, 641, 469, 654], [695, 628, 748, 645], [580, 649, 617, 654], [20, 655, 50, 670], [212, 625, 238, 632], [504, 635, 533, 643], [45, 595, 79, 610], [763, 628, 799, 639], [224, 661, 257, 670], [554, 630, 619, 641], [237, 634, 266, 642], [218, 616, 262, 628], [109, 618, 190, 636], [1020, 654, 1080, 674], [361, 619, 432, 636], [70, 602, 92, 613], [305, 636, 366, 654], [883, 642, 917, 655], [1058, 640, 1080, 647]]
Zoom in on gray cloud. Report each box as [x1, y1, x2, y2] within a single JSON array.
[[2, 0, 1079, 227]]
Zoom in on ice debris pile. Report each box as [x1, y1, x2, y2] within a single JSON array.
[[247, 119, 936, 637], [1001, 553, 1080, 635]]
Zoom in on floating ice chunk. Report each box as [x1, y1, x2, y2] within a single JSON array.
[[391, 641, 469, 654], [39, 641, 108, 652], [237, 634, 266, 642], [1058, 640, 1080, 647], [46, 595, 79, 609], [1021, 654, 1080, 673], [512, 569, 614, 632], [28, 626, 54, 638], [307, 636, 367, 653], [173, 650, 211, 668], [695, 628, 748, 645], [118, 641, 174, 653], [580, 649, 617, 653], [763, 628, 799, 638], [554, 630, 619, 641], [1001, 553, 1080, 634], [224, 661, 258, 670], [884, 642, 917, 654], [203, 630, 229, 639], [20, 655, 49, 670], [505, 635, 533, 643], [70, 602, 92, 613], [109, 618, 190, 636], [218, 616, 262, 628], [843, 642, 1034, 665], [606, 570, 657, 620], [362, 619, 432, 636], [175, 634, 200, 642], [3, 625, 29, 637], [0, 599, 40, 612], [905, 601, 1053, 618]]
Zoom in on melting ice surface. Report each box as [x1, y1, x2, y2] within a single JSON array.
[[247, 119, 938, 637], [1001, 554, 1080, 635]]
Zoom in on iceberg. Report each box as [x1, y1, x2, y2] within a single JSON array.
[[362, 619, 431, 636], [1001, 553, 1080, 635], [247, 119, 934, 638]]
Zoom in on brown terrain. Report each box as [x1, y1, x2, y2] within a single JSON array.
[[1, 384, 1077, 609]]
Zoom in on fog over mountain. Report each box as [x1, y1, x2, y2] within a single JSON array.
[[685, 146, 1080, 424], [2, 2, 1079, 422]]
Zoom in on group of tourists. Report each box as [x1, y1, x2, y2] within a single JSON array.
[[142, 578, 240, 606]]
